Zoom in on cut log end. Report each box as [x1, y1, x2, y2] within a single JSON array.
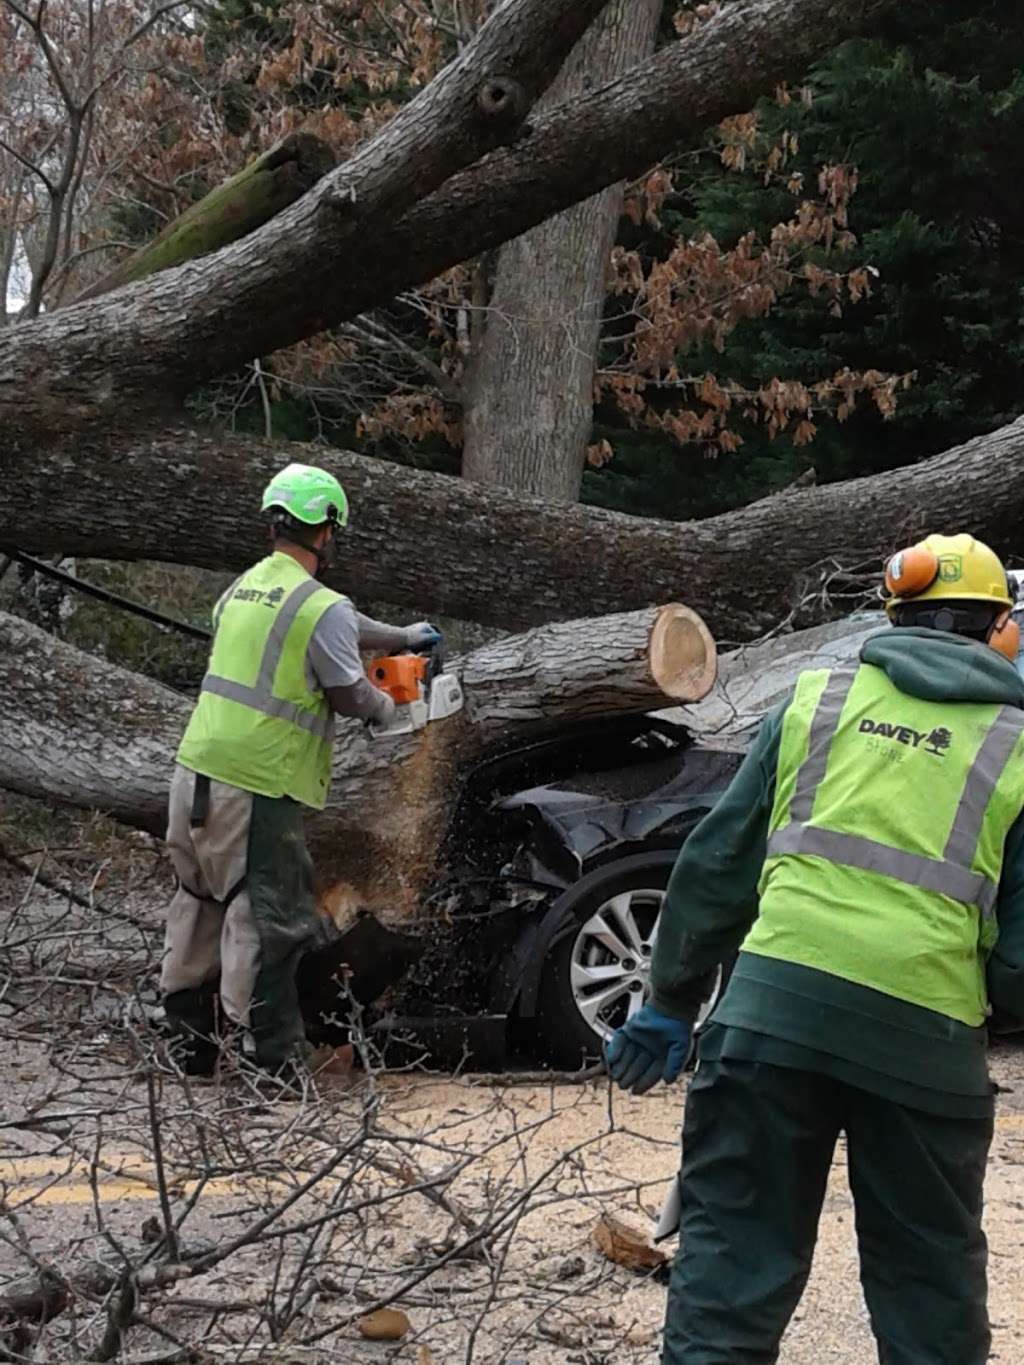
[[648, 603, 717, 703]]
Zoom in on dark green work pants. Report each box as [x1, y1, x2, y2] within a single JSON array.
[[662, 1057, 993, 1364]]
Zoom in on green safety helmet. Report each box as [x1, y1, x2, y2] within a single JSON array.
[[260, 463, 349, 528]]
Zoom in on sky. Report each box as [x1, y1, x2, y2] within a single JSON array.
[[5, 234, 32, 314]]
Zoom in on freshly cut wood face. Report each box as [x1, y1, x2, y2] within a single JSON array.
[[648, 604, 717, 703]]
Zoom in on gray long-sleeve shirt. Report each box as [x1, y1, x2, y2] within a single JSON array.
[[307, 602, 408, 721]]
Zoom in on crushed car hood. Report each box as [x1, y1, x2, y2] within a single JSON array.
[[495, 745, 744, 882]]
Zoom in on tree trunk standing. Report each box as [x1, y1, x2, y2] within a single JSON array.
[[0, 604, 715, 918], [461, 0, 663, 500]]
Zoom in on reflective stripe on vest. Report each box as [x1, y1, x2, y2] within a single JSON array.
[[767, 669, 1024, 918], [199, 577, 332, 741]]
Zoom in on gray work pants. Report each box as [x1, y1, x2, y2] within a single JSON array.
[[161, 763, 319, 1071]]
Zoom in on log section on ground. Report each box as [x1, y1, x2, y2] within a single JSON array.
[[8, 415, 1024, 641], [0, 603, 715, 919]]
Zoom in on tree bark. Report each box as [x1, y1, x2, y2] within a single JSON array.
[[676, 615, 890, 747], [5, 414, 1024, 641], [0, 0, 897, 445], [72, 134, 337, 304], [0, 603, 715, 917], [461, 0, 663, 501]]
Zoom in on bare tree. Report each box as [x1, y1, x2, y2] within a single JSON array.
[[0, 0, 219, 317]]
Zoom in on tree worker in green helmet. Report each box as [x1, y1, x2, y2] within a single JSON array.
[[161, 462, 439, 1082], [606, 532, 1024, 1364]]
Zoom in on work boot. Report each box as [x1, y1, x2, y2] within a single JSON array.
[[169, 1036, 218, 1078], [162, 987, 220, 1077]]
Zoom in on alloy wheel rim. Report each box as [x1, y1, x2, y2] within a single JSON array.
[[568, 887, 720, 1043]]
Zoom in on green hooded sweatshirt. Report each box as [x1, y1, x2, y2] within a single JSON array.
[[650, 627, 1024, 1117]]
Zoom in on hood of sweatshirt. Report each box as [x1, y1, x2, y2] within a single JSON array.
[[860, 626, 1024, 708]]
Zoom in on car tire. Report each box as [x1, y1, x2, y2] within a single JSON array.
[[533, 853, 732, 1070]]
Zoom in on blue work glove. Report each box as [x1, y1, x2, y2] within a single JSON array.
[[605, 1003, 692, 1095], [405, 621, 442, 652]]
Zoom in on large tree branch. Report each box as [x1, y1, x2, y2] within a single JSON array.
[[1, 0, 613, 434], [5, 416, 1023, 638], [336, 0, 899, 343], [72, 134, 337, 303], [1, 0, 897, 440]]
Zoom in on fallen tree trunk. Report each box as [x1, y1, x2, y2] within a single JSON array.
[[674, 613, 888, 746], [6, 415, 1024, 640], [0, 603, 715, 917]]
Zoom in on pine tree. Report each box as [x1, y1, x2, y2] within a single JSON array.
[[616, 0, 1024, 517]]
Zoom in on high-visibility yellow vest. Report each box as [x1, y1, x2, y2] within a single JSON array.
[[177, 553, 342, 809], [745, 662, 1024, 1025]]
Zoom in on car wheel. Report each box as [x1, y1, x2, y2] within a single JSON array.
[[534, 856, 730, 1069]]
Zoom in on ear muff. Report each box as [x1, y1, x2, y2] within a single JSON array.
[[885, 545, 939, 599], [988, 609, 1021, 662]]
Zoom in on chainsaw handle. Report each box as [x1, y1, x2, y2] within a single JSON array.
[[390, 638, 441, 658], [424, 641, 443, 685]]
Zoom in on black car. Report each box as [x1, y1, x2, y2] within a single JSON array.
[[301, 714, 743, 1068]]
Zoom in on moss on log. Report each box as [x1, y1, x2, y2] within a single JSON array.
[[74, 133, 336, 302]]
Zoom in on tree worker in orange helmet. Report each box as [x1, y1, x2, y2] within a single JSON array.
[[607, 533, 1024, 1364]]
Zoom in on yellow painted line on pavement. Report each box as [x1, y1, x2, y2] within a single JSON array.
[[19, 1176, 251, 1206], [5, 1118, 1024, 1208], [1, 1151, 356, 1208], [5, 1171, 314, 1207]]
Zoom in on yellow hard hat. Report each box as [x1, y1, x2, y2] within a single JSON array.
[[883, 533, 1013, 615]]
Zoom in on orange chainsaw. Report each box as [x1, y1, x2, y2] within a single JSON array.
[[366, 642, 464, 739]]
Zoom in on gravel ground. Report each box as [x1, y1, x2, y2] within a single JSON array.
[[3, 1039, 1024, 1362]]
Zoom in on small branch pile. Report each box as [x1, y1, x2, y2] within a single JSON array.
[[0, 829, 684, 1364]]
